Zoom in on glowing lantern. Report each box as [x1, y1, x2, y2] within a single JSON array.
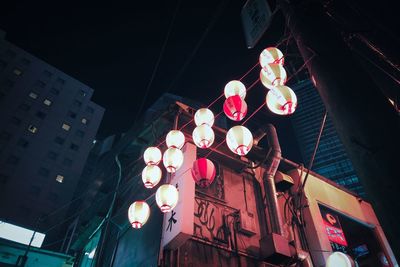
[[191, 158, 216, 187], [226, 126, 253, 156], [194, 108, 214, 127], [260, 65, 287, 89], [224, 80, 246, 99], [128, 201, 150, 229], [166, 130, 185, 149], [192, 124, 215, 149], [142, 165, 162, 189], [223, 95, 248, 121], [143, 147, 162, 166], [163, 147, 184, 173], [266, 85, 297, 115], [156, 184, 179, 213], [259, 47, 284, 67], [326, 252, 355, 267]]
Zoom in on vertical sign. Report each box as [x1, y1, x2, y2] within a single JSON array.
[[161, 143, 196, 249], [241, 0, 272, 49]]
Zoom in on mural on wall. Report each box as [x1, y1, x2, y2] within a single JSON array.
[[193, 196, 237, 248]]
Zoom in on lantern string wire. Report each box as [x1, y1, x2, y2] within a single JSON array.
[[241, 103, 265, 125]]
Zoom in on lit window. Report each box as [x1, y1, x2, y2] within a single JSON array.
[[81, 118, 88, 125], [28, 125, 38, 133], [29, 92, 38, 99], [62, 123, 71, 131], [56, 175, 64, 183], [13, 69, 22, 76], [43, 99, 52, 106]]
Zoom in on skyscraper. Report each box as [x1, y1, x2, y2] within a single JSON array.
[[290, 79, 365, 196], [0, 30, 105, 247]]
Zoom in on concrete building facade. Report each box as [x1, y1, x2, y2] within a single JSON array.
[[0, 30, 104, 248]]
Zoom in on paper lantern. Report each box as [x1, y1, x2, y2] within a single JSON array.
[[224, 80, 246, 99], [260, 65, 287, 89], [163, 147, 184, 173], [223, 95, 248, 121], [166, 130, 185, 149], [192, 124, 215, 149], [142, 165, 162, 189], [326, 252, 355, 267], [156, 184, 179, 213], [191, 158, 216, 187], [266, 85, 297, 115], [128, 201, 150, 229], [194, 108, 214, 127], [259, 47, 284, 67], [143, 147, 162, 166], [226, 126, 253, 156]]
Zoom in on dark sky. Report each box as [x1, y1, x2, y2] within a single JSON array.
[[2, 0, 396, 162]]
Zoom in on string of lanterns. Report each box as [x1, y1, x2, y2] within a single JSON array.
[[128, 46, 298, 229]]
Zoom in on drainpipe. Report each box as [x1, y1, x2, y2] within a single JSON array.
[[263, 124, 284, 235], [259, 124, 292, 263]]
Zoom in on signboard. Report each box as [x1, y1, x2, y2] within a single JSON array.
[[319, 206, 348, 249], [161, 143, 196, 249], [241, 0, 272, 49]]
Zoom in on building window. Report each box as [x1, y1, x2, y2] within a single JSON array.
[[28, 125, 38, 133], [50, 88, 60, 95], [68, 111, 77, 119], [74, 100, 82, 107], [43, 99, 52, 106], [29, 92, 38, 99], [13, 68, 22, 76], [38, 167, 50, 177], [54, 136, 65, 145], [79, 89, 87, 97], [56, 174, 64, 183], [36, 111, 46, 119], [18, 103, 31, 111], [35, 80, 46, 88], [47, 151, 58, 160], [70, 143, 79, 151], [62, 123, 71, 131], [10, 116, 22, 126], [7, 155, 20, 165], [81, 118, 88, 125], [86, 106, 95, 114], [62, 158, 73, 167], [17, 138, 29, 148], [76, 130, 85, 138]]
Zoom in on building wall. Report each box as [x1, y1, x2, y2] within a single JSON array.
[[290, 79, 364, 196], [0, 33, 104, 246]]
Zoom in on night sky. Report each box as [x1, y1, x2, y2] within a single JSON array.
[[1, 0, 396, 163]]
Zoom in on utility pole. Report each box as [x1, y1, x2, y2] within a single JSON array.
[[280, 0, 400, 259]]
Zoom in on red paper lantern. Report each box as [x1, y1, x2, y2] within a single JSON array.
[[223, 95, 248, 121], [266, 85, 297, 115], [259, 47, 284, 67], [191, 158, 216, 187]]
